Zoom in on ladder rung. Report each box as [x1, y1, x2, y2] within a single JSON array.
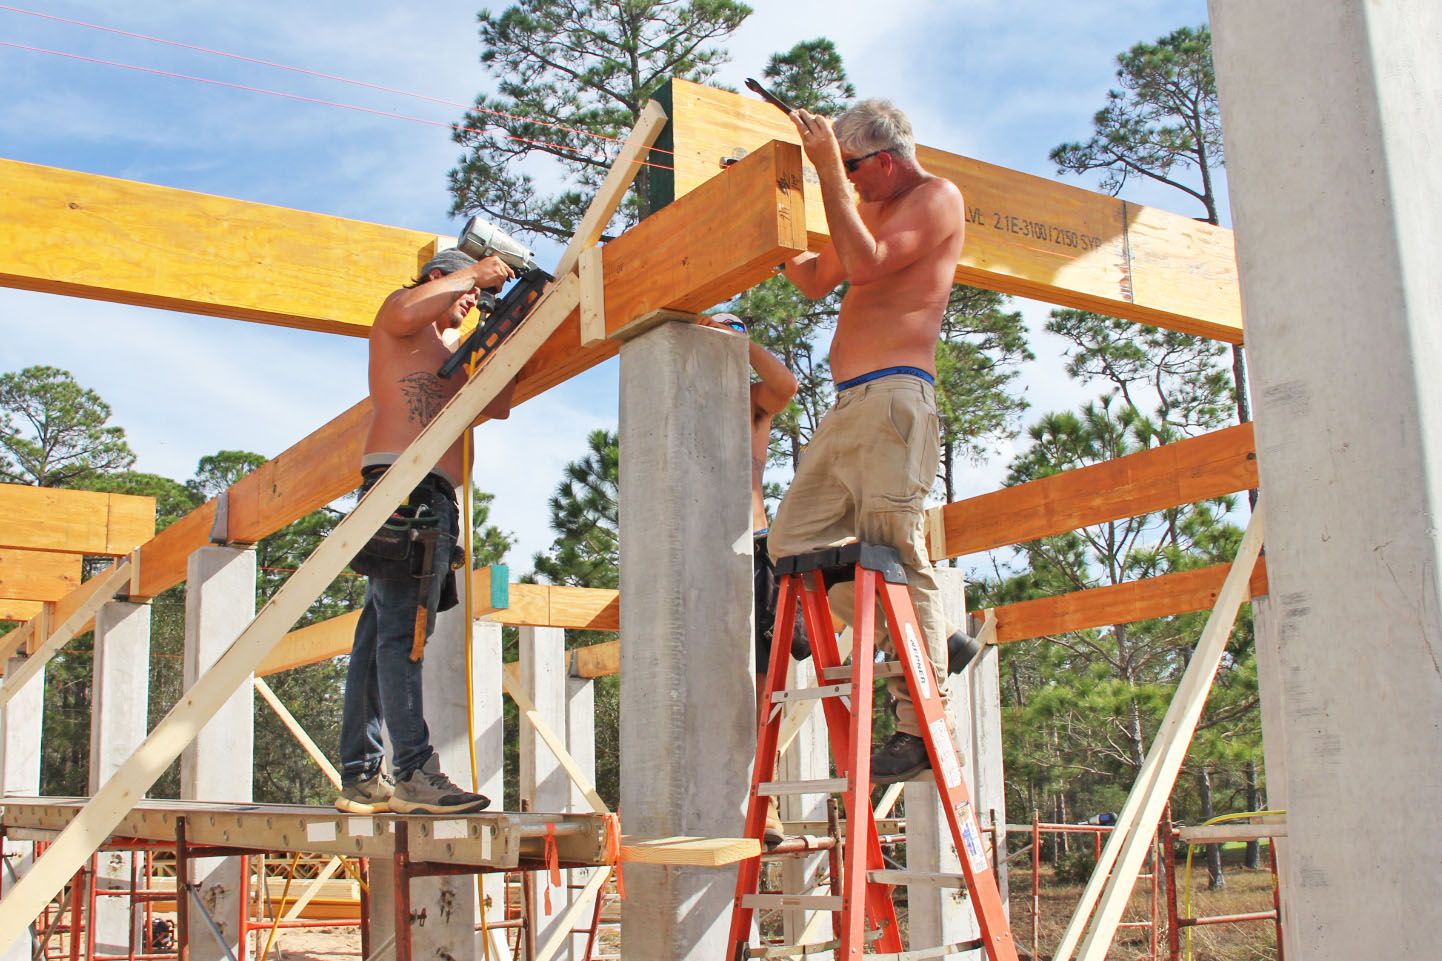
[[742, 893, 843, 911], [770, 683, 853, 703], [758, 778, 849, 796], [821, 661, 904, 682], [868, 870, 969, 891]]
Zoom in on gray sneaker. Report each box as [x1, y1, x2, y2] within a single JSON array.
[[335, 770, 394, 814], [389, 755, 491, 815]]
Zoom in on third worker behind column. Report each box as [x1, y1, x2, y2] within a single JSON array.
[[769, 97, 978, 783]]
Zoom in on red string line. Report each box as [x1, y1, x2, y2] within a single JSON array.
[[0, 4, 675, 157], [0, 37, 674, 172]]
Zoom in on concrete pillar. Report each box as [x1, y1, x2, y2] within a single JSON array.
[[1, 653, 44, 961], [519, 626, 572, 957], [618, 320, 754, 960], [565, 666, 598, 961], [905, 568, 1005, 958], [90, 600, 152, 957], [405, 603, 480, 961], [471, 619, 513, 961], [777, 657, 831, 955], [1209, 2, 1442, 956], [182, 547, 255, 961]]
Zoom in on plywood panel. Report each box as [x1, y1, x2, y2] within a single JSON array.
[[655, 79, 1243, 342], [0, 159, 439, 336], [0, 484, 154, 555], [930, 423, 1257, 560]]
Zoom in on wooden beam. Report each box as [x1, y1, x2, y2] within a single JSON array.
[[653, 78, 1243, 343], [0, 600, 43, 622], [0, 158, 439, 336], [0, 561, 130, 709], [0, 484, 154, 555], [570, 639, 620, 679], [619, 836, 760, 866], [990, 557, 1270, 644], [927, 423, 1257, 560], [0, 549, 82, 602]]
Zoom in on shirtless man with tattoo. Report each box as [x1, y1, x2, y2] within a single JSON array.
[[336, 247, 514, 815], [769, 98, 970, 783]]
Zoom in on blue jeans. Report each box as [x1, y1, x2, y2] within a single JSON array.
[[338, 477, 457, 782]]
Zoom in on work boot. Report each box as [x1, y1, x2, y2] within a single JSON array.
[[764, 797, 786, 849], [870, 732, 932, 784], [389, 755, 491, 815], [947, 629, 982, 674], [335, 769, 394, 815]]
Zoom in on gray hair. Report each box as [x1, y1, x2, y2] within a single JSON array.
[[833, 99, 916, 163], [415, 248, 477, 284]]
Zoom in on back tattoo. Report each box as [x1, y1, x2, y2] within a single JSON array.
[[398, 372, 447, 425]]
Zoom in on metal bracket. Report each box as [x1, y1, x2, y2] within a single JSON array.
[[208, 491, 229, 545]]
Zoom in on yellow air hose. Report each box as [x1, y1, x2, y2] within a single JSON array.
[[1181, 808, 1285, 961]]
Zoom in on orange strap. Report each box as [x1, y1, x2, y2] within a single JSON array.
[[604, 813, 626, 900], [543, 823, 561, 915]]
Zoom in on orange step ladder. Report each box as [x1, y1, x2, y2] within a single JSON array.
[[727, 542, 1019, 961]]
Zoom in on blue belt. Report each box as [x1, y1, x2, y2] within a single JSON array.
[[835, 366, 935, 392]]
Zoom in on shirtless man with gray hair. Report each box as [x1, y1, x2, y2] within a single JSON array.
[[770, 98, 971, 783]]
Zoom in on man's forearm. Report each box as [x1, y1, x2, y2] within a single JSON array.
[[815, 166, 882, 282]]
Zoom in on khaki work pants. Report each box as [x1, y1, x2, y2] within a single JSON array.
[[768, 375, 949, 736]]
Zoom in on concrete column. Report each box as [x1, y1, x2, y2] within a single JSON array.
[[182, 547, 255, 961], [1, 653, 44, 961], [520, 626, 572, 956], [405, 603, 479, 961], [777, 657, 831, 955], [1209, 2, 1442, 956], [90, 600, 152, 957], [906, 567, 1009, 958], [471, 619, 513, 961], [565, 666, 598, 961], [618, 321, 753, 960]]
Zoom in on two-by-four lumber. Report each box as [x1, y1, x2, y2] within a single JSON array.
[[0, 600, 43, 622], [652, 78, 1243, 343], [0, 484, 156, 556], [926, 422, 1257, 560]]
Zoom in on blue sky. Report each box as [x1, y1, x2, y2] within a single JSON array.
[[0, 0, 1217, 577]]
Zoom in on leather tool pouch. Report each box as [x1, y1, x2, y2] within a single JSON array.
[[350, 471, 443, 581]]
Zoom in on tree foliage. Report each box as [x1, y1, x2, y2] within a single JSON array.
[[530, 428, 619, 588], [449, 0, 752, 242], [1049, 25, 1223, 224], [761, 38, 855, 115], [0, 365, 135, 487]]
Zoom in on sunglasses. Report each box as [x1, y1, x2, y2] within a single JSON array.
[[719, 318, 748, 334], [843, 148, 891, 173]]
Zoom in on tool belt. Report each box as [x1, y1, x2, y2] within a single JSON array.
[[350, 467, 463, 613]]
